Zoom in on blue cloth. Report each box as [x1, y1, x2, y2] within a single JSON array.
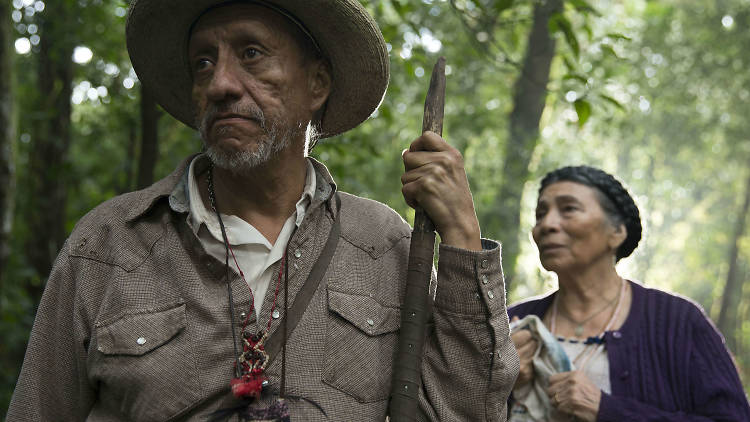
[[510, 315, 571, 373], [508, 280, 750, 421], [508, 315, 572, 421]]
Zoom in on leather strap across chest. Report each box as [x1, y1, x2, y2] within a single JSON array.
[[265, 193, 341, 364]]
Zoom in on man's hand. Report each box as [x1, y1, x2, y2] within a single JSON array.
[[510, 316, 538, 389], [401, 131, 482, 251], [547, 371, 602, 422]]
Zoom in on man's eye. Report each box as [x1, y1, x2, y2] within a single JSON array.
[[244, 48, 260, 60], [194, 58, 213, 72]]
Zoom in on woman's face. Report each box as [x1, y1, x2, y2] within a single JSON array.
[[532, 181, 625, 273]]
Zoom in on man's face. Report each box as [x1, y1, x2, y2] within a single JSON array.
[[188, 4, 330, 172]]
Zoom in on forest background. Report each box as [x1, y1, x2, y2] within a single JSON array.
[[1, 0, 749, 412]]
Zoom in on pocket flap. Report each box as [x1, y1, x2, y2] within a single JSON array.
[[96, 303, 187, 356], [328, 290, 399, 336]]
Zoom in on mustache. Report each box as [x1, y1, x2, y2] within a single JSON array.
[[198, 102, 266, 135]]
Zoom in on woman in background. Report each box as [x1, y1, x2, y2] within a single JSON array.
[[508, 165, 750, 421]]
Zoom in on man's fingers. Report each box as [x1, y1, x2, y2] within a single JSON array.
[[408, 131, 448, 152]]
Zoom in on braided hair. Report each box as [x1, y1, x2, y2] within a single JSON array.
[[539, 165, 642, 261]]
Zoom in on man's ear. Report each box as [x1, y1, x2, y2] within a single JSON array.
[[308, 59, 332, 115], [609, 223, 628, 251]]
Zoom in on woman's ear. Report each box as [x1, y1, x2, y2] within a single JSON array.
[[308, 59, 331, 114], [609, 223, 628, 251]]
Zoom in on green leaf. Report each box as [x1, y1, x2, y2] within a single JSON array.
[[567, 0, 600, 16], [563, 73, 588, 84], [550, 13, 580, 59], [493, 0, 515, 14], [606, 32, 632, 41], [600, 45, 619, 59], [562, 55, 577, 71], [574, 99, 591, 127], [599, 94, 626, 111]]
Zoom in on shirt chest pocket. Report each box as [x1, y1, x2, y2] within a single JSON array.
[[322, 289, 400, 403], [92, 303, 202, 422]]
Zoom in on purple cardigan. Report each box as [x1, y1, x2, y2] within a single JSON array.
[[508, 280, 750, 421]]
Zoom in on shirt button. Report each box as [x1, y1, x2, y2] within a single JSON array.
[[366, 318, 375, 326], [136, 337, 146, 345], [487, 290, 495, 300], [240, 312, 247, 319], [620, 370, 630, 379], [480, 259, 489, 269], [612, 331, 622, 339], [272, 310, 280, 319], [481, 274, 489, 285], [293, 249, 302, 258]]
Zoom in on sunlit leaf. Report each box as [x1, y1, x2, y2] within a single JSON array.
[[599, 94, 626, 111], [574, 98, 591, 127], [606, 32, 632, 41]]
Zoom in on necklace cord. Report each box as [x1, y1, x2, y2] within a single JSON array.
[[208, 163, 295, 393], [557, 291, 618, 333], [210, 167, 242, 378], [551, 278, 627, 371], [280, 237, 290, 398]]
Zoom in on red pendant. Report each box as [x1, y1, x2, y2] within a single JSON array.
[[232, 331, 270, 399]]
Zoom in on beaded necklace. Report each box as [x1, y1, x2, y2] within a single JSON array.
[[207, 165, 285, 400]]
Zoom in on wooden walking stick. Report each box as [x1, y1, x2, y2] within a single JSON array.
[[388, 57, 446, 422]]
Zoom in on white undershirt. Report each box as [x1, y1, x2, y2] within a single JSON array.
[[558, 339, 612, 394], [186, 158, 316, 317]]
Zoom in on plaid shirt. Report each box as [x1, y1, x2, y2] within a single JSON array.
[[7, 156, 518, 421]]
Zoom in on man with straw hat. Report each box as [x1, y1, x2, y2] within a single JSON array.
[[7, 1, 518, 420]]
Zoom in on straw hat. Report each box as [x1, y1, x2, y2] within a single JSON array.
[[126, 0, 389, 138]]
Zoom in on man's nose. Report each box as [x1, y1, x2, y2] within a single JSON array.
[[205, 58, 244, 103]]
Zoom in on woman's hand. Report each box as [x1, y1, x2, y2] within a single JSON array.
[[510, 316, 538, 389], [547, 371, 602, 422]]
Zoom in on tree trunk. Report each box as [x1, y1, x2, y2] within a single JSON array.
[[136, 86, 160, 189], [482, 0, 562, 291], [0, 0, 16, 290], [717, 161, 750, 352], [24, 1, 75, 303]]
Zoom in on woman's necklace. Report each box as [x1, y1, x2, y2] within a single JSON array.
[[550, 277, 627, 370], [556, 292, 618, 337], [208, 166, 285, 400]]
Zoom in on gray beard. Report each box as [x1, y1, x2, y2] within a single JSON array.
[[203, 123, 294, 173], [197, 102, 302, 174]]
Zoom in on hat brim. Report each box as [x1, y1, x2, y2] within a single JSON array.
[[126, 0, 389, 138]]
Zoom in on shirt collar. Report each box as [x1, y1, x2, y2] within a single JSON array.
[[184, 155, 318, 245], [124, 153, 337, 223]]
